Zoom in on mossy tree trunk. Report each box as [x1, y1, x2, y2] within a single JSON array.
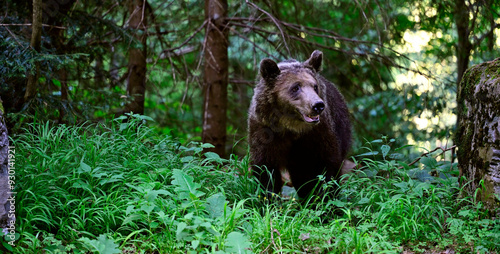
[[456, 58, 500, 211], [0, 98, 13, 228]]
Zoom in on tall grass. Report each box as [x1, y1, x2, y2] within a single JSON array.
[[5, 117, 499, 253]]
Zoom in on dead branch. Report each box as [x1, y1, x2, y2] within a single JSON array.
[[245, 0, 290, 55], [403, 145, 457, 168], [162, 20, 207, 54], [230, 26, 276, 59], [0, 23, 66, 29]]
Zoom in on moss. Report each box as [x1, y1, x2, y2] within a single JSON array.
[[456, 58, 500, 210], [460, 58, 500, 100]]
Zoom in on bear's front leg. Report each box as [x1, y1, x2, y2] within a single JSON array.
[[248, 123, 288, 195], [250, 152, 283, 195]]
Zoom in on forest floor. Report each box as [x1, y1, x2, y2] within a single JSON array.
[[6, 116, 500, 253]]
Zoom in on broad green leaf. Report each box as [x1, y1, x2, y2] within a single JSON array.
[[52, 79, 61, 87], [225, 232, 253, 254], [408, 169, 433, 182], [150, 222, 159, 229], [72, 180, 91, 191], [192, 240, 200, 249], [358, 197, 370, 204], [458, 209, 472, 218], [171, 169, 205, 198], [206, 193, 227, 219], [176, 222, 188, 241], [140, 204, 155, 215], [144, 189, 172, 202], [119, 123, 128, 132], [381, 145, 391, 159], [330, 199, 346, 207], [125, 205, 135, 215], [391, 194, 403, 200], [421, 156, 438, 169], [114, 115, 128, 121], [78, 161, 92, 173], [412, 182, 431, 197], [201, 143, 215, 149], [393, 182, 409, 192], [181, 156, 195, 163], [204, 151, 221, 161], [137, 115, 154, 121], [80, 234, 121, 254]]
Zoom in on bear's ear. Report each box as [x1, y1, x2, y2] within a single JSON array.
[[304, 50, 323, 72], [260, 59, 280, 81]]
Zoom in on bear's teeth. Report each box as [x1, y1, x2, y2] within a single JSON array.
[[306, 115, 320, 121], [302, 113, 320, 123]]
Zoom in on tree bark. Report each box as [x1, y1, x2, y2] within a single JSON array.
[[202, 0, 229, 157], [456, 58, 500, 212], [46, 0, 76, 121], [0, 98, 14, 230], [24, 0, 43, 101], [454, 0, 472, 87], [124, 0, 147, 115]]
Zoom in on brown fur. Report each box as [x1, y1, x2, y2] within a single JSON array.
[[248, 50, 352, 198]]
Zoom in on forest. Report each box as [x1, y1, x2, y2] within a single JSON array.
[[1, 0, 500, 253]]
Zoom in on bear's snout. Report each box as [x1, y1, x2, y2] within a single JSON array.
[[312, 101, 325, 115]]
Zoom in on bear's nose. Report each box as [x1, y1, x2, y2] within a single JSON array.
[[312, 101, 325, 114]]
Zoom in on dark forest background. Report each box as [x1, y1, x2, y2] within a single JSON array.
[[1, 0, 499, 157]]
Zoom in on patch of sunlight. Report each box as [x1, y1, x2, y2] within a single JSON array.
[[406, 133, 416, 146], [424, 6, 437, 17], [495, 21, 500, 47], [403, 30, 432, 53], [406, 133, 432, 151], [413, 110, 432, 130], [414, 107, 457, 129], [439, 110, 457, 128], [410, 8, 420, 23], [393, 70, 431, 95]]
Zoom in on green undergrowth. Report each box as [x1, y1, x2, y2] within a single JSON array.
[[5, 116, 500, 253]]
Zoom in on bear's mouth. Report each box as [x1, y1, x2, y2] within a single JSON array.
[[302, 113, 320, 123]]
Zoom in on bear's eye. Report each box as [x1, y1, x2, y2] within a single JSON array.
[[314, 85, 319, 93], [291, 83, 301, 94]]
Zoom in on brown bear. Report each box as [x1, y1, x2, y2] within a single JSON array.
[[248, 50, 352, 199]]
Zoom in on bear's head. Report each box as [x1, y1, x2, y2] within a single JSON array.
[[257, 50, 327, 133]]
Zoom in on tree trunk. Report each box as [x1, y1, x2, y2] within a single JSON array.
[[124, 0, 147, 115], [46, 0, 76, 121], [24, 0, 43, 101], [0, 98, 14, 233], [202, 0, 228, 157], [456, 58, 500, 212], [454, 0, 472, 87], [48, 23, 70, 122]]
